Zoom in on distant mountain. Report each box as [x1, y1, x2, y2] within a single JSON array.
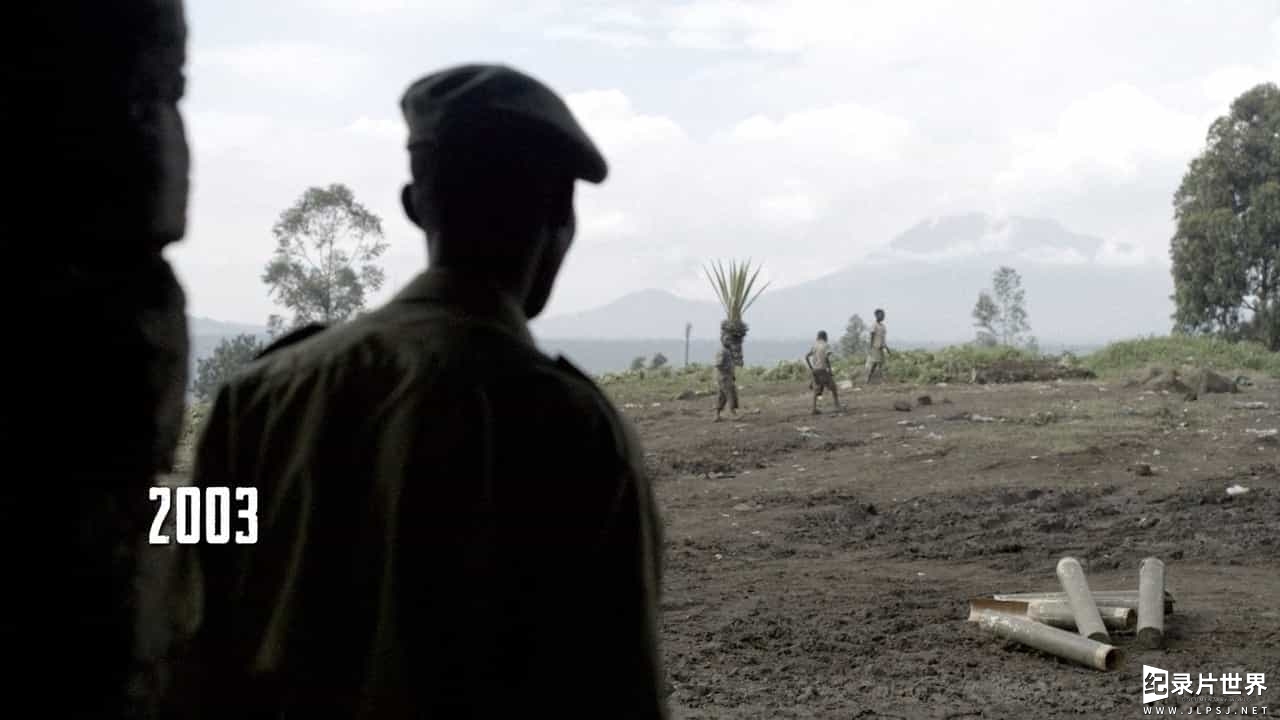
[[532, 289, 722, 343], [532, 213, 1175, 347], [185, 214, 1168, 376], [189, 316, 266, 337]]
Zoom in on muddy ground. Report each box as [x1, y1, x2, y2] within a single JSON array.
[[613, 376, 1280, 718]]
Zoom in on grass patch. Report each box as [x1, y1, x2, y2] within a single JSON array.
[[1082, 335, 1280, 378], [596, 335, 1278, 399], [599, 344, 1047, 395], [857, 344, 1041, 384], [172, 336, 1273, 466]]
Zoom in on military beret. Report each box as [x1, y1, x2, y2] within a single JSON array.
[[400, 64, 607, 184]]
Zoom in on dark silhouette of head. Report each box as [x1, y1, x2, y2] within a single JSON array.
[[17, 0, 190, 253], [817, 330, 827, 341], [398, 64, 608, 319], [875, 308, 885, 321]]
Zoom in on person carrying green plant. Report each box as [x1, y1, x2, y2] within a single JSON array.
[[714, 331, 738, 422]]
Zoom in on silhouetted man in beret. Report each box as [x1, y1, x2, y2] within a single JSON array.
[[184, 64, 668, 719]]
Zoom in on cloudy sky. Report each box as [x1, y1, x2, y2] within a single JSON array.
[[170, 0, 1280, 325]]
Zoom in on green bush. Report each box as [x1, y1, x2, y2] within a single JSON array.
[[595, 335, 1279, 393], [193, 333, 265, 401], [760, 360, 811, 382], [817, 344, 1039, 384], [1083, 335, 1280, 377]]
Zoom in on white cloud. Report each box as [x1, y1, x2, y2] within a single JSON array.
[[343, 115, 406, 143], [1200, 65, 1277, 114], [185, 110, 274, 157], [309, 0, 490, 16], [565, 90, 689, 154], [994, 85, 1205, 195], [545, 6, 659, 48], [192, 43, 372, 97], [578, 209, 637, 239], [659, 0, 1006, 57], [724, 103, 912, 162], [1096, 240, 1152, 266], [547, 25, 654, 49], [758, 192, 821, 226], [1017, 246, 1090, 265]]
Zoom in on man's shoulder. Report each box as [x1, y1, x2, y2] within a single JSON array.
[[254, 323, 330, 360], [538, 355, 617, 412], [238, 306, 545, 388], [230, 316, 382, 386], [532, 355, 638, 449]]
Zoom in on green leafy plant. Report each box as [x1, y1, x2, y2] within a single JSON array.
[[704, 259, 769, 323], [704, 259, 770, 367], [192, 333, 265, 401]]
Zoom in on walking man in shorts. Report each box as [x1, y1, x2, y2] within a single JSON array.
[[806, 330, 841, 414]]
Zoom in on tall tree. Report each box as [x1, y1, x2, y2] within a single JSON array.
[[263, 183, 389, 336], [972, 291, 999, 346], [991, 266, 1031, 347], [840, 313, 868, 356], [705, 259, 769, 367], [193, 334, 264, 401], [1171, 82, 1280, 349]]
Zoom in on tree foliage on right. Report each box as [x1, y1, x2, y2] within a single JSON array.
[[1172, 83, 1280, 350]]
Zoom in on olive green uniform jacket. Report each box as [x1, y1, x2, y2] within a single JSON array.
[[177, 269, 667, 719]]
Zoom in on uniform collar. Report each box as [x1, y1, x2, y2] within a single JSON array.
[[392, 267, 535, 346]]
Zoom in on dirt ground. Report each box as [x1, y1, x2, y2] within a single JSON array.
[[616, 375, 1280, 718]]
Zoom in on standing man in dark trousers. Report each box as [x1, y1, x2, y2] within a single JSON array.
[[714, 330, 739, 422], [182, 64, 668, 719], [865, 308, 892, 384], [806, 330, 841, 414]]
